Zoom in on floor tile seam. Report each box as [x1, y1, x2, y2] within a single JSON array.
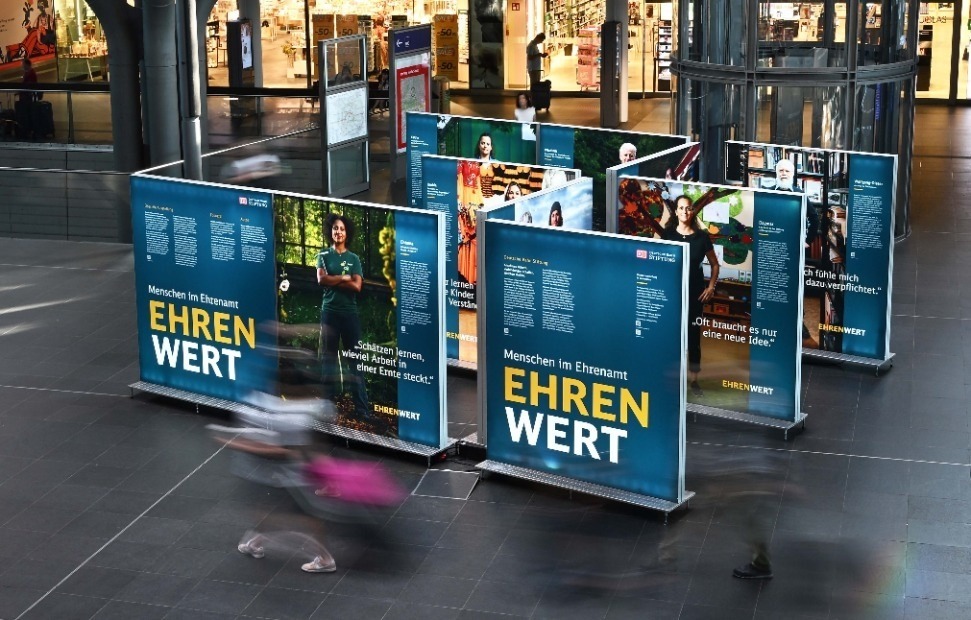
[[688, 441, 971, 468], [0, 383, 129, 398], [13, 439, 233, 620], [0, 262, 132, 274]]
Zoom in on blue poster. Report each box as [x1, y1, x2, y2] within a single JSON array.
[[616, 178, 804, 422], [273, 195, 448, 448], [839, 154, 894, 359], [537, 125, 689, 231], [406, 113, 539, 209], [482, 221, 688, 502], [725, 142, 896, 362], [406, 112, 441, 208], [131, 176, 277, 402], [422, 155, 580, 366]]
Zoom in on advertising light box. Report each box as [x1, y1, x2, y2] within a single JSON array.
[[406, 113, 538, 208], [725, 142, 896, 363], [131, 176, 278, 402], [421, 155, 581, 366], [274, 195, 448, 447], [537, 124, 689, 231], [479, 220, 689, 504], [616, 177, 806, 424], [132, 175, 450, 451]]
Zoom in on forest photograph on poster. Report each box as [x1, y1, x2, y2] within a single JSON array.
[[274, 195, 400, 437]]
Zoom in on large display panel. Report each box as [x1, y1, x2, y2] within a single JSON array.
[[132, 175, 450, 451], [607, 142, 702, 233], [725, 142, 896, 364], [617, 177, 806, 424], [536, 124, 689, 231], [421, 154, 584, 366], [478, 220, 689, 505], [406, 113, 538, 208], [131, 177, 278, 403], [274, 195, 448, 448]]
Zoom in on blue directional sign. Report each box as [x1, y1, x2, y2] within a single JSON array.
[[392, 26, 432, 56]]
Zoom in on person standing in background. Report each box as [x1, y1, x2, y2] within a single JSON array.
[[526, 33, 547, 86]]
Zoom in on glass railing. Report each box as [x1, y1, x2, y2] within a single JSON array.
[[0, 87, 113, 146], [0, 93, 338, 242], [0, 89, 324, 148]]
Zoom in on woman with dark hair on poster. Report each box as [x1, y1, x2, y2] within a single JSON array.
[[662, 195, 719, 396], [474, 132, 494, 160], [316, 214, 369, 420], [548, 202, 564, 227]]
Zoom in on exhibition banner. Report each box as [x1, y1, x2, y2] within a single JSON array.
[[132, 174, 450, 449], [274, 195, 448, 447], [131, 176, 277, 403], [406, 112, 538, 208], [606, 142, 702, 233], [420, 154, 581, 365], [479, 220, 688, 502], [536, 124, 689, 231], [724, 142, 895, 361], [616, 177, 805, 422]]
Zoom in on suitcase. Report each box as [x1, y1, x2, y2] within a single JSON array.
[[530, 79, 552, 112], [30, 100, 54, 140]]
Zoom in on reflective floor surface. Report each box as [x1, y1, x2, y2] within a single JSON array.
[[0, 100, 969, 619]]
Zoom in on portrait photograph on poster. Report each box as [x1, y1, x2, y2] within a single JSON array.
[[273, 194, 446, 447], [478, 220, 689, 504], [406, 113, 538, 208], [537, 124, 688, 230], [617, 177, 805, 423], [422, 155, 580, 365], [510, 177, 595, 230], [725, 141, 895, 362]]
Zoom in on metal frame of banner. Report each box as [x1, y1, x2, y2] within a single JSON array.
[[803, 349, 895, 376], [129, 381, 457, 464], [687, 403, 807, 440], [476, 460, 694, 518]]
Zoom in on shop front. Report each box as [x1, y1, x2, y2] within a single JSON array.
[[201, 0, 677, 95], [0, 0, 108, 84]]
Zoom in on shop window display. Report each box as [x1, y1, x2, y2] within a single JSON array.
[[0, 0, 107, 84]]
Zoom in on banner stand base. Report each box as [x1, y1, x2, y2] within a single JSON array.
[[476, 460, 694, 519], [688, 403, 807, 440], [803, 350, 895, 376], [130, 381, 455, 465], [311, 420, 457, 466]]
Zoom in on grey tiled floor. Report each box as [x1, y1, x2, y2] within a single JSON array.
[[1, 100, 970, 619]]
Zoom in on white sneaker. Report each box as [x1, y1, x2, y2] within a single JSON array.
[[301, 556, 336, 573], [237, 540, 264, 559]]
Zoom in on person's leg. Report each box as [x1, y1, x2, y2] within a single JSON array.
[[319, 309, 340, 401], [336, 312, 369, 418]]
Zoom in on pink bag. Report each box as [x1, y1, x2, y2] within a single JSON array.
[[303, 457, 407, 507]]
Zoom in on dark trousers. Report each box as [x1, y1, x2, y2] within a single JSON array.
[[528, 69, 542, 85], [319, 309, 369, 417], [688, 288, 703, 373]]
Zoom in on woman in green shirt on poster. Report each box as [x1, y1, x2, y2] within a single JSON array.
[[316, 214, 369, 420]]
